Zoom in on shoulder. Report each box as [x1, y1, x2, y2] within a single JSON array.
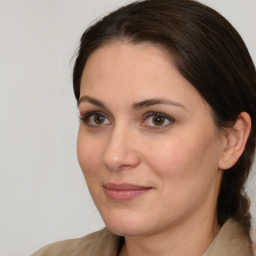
[[203, 219, 253, 256], [31, 228, 121, 256]]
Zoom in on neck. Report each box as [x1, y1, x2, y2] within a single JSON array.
[[119, 215, 220, 256]]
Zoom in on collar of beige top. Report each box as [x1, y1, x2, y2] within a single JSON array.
[[90, 219, 253, 256], [31, 218, 253, 256]]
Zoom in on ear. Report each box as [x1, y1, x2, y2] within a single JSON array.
[[218, 112, 251, 170]]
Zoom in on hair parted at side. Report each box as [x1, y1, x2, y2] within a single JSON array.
[[73, 0, 256, 234]]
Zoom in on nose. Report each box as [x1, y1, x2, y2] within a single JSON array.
[[102, 126, 141, 171]]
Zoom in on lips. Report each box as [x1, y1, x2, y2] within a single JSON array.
[[103, 183, 152, 201]]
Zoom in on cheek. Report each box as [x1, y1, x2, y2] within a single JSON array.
[[144, 134, 191, 175], [77, 129, 103, 180], [143, 131, 222, 220], [145, 129, 221, 188]]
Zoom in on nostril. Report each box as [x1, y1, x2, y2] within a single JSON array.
[[102, 129, 141, 171], [116, 164, 134, 171], [102, 149, 141, 171]]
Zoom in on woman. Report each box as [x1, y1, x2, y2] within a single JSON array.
[[32, 0, 256, 255]]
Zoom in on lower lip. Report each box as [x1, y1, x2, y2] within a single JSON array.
[[104, 188, 151, 201]]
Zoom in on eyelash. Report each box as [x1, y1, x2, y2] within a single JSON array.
[[142, 112, 175, 129], [79, 111, 110, 127], [79, 111, 175, 128]]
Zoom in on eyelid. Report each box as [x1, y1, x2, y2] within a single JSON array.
[[143, 111, 175, 121], [79, 111, 111, 126], [141, 112, 175, 128], [79, 110, 175, 129]]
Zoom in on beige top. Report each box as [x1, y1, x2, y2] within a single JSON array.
[[31, 219, 253, 256]]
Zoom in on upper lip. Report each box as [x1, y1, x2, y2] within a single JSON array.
[[103, 183, 152, 190]]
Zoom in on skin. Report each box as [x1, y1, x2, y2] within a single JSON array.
[[77, 42, 246, 256]]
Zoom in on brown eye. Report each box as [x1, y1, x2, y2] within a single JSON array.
[[94, 114, 106, 124], [80, 112, 111, 126], [152, 115, 165, 126], [142, 112, 174, 128]]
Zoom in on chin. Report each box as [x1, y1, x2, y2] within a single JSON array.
[[106, 222, 147, 237], [101, 209, 164, 237], [99, 209, 150, 236]]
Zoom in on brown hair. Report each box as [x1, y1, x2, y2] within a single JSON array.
[[73, 0, 256, 234]]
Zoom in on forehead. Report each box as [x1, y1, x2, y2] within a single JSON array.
[[82, 41, 173, 81], [83, 43, 183, 87], [80, 42, 207, 110]]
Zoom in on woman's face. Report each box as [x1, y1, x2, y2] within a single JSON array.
[[77, 42, 225, 236]]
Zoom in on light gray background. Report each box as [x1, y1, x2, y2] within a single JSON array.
[[0, 0, 255, 255]]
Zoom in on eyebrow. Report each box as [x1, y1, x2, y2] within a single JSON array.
[[78, 96, 107, 108], [132, 98, 186, 110], [78, 96, 186, 110]]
